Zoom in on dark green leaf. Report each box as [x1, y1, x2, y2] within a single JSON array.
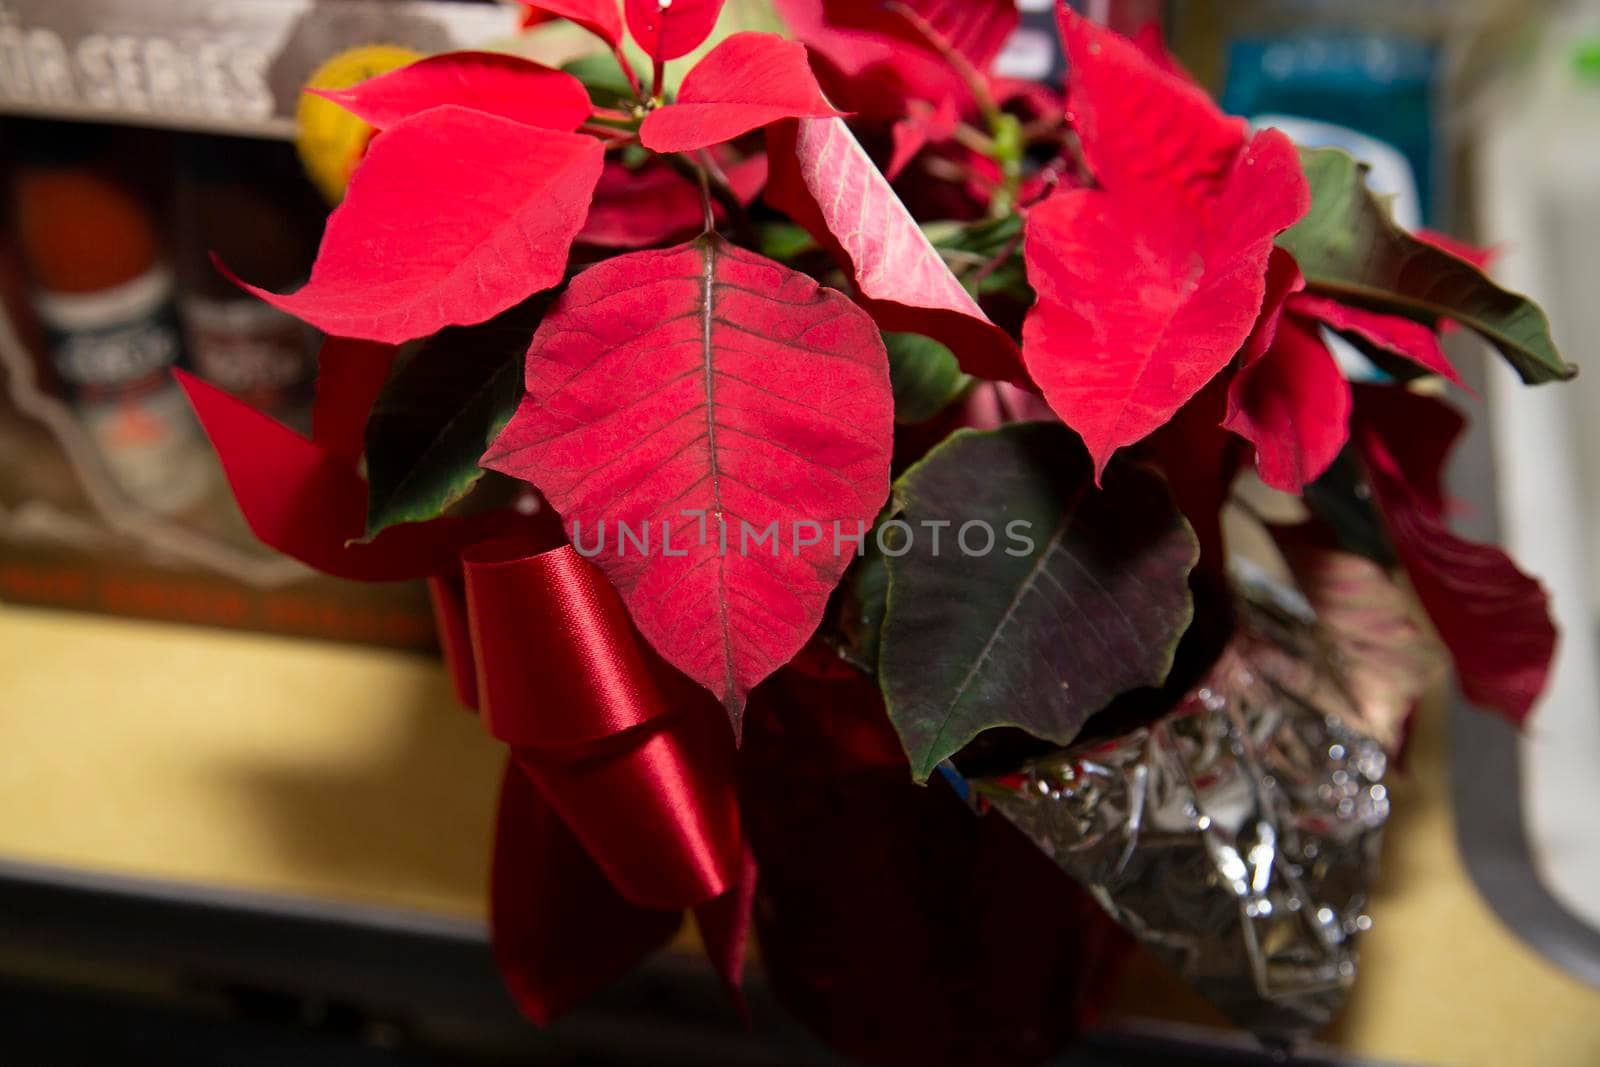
[[885, 332, 970, 424], [1278, 146, 1574, 384], [1301, 449, 1395, 566], [363, 301, 541, 537], [880, 422, 1200, 780], [563, 52, 644, 109], [757, 221, 818, 262]]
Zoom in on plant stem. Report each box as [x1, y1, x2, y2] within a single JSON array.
[[697, 164, 715, 234], [883, 1, 999, 126], [967, 227, 1025, 291], [614, 46, 645, 103]]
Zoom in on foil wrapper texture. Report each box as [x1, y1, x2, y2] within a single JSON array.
[[972, 595, 1396, 1042]]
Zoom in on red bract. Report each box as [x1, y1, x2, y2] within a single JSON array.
[[640, 32, 843, 153], [767, 117, 1025, 382], [887, 96, 959, 180], [1289, 294, 1463, 386], [1359, 409, 1556, 726], [1025, 131, 1308, 480], [310, 336, 398, 465], [520, 0, 625, 47], [1059, 12, 1245, 207], [176, 367, 524, 582], [626, 0, 725, 61], [1226, 314, 1351, 494], [1024, 15, 1308, 480], [308, 51, 592, 132], [775, 0, 1016, 121], [1219, 256, 1469, 493], [483, 236, 893, 727], [224, 107, 604, 343], [1223, 250, 1351, 493], [581, 152, 767, 249]]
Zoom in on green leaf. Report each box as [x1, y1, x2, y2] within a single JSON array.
[[885, 332, 970, 424], [363, 302, 540, 537], [563, 52, 644, 108], [1302, 449, 1396, 566], [879, 422, 1200, 780], [757, 221, 818, 262], [1278, 146, 1575, 384]]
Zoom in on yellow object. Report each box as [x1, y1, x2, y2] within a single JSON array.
[[296, 45, 424, 205]]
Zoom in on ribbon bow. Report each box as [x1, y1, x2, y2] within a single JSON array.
[[177, 341, 753, 1023]]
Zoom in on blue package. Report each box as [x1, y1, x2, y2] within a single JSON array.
[[1221, 32, 1442, 225]]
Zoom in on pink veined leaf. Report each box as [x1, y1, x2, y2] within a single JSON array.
[[1058, 9, 1246, 208], [887, 96, 959, 180], [307, 51, 593, 132], [1023, 126, 1311, 480], [580, 152, 767, 248], [1270, 521, 1446, 751], [1361, 428, 1557, 727], [1289, 293, 1464, 386], [766, 116, 1025, 383], [640, 32, 843, 153], [482, 236, 893, 728], [626, 0, 725, 61], [1223, 313, 1351, 493], [520, 0, 625, 47], [221, 106, 604, 344]]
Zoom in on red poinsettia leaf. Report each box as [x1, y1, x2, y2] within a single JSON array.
[[176, 370, 523, 581], [1289, 293, 1463, 386], [482, 236, 893, 726], [308, 52, 592, 132], [778, 0, 1016, 91], [520, 0, 624, 47], [1361, 428, 1556, 726], [1023, 126, 1310, 479], [887, 95, 959, 180], [1058, 10, 1246, 207], [580, 152, 767, 248], [625, 0, 725, 61], [1224, 313, 1351, 493], [1350, 382, 1465, 521], [640, 32, 842, 153], [766, 117, 1024, 382], [1242, 246, 1305, 363], [1130, 21, 1191, 80], [310, 336, 398, 465], [222, 107, 604, 344]]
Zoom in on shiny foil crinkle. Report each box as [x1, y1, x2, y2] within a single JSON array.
[[971, 592, 1392, 1042]]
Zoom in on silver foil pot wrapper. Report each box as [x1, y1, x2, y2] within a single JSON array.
[[971, 591, 1392, 1043]]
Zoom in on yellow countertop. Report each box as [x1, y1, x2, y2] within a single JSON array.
[[2, 601, 1599, 1064]]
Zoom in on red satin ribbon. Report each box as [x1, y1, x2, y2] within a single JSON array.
[[179, 360, 752, 1025], [432, 539, 753, 1022]]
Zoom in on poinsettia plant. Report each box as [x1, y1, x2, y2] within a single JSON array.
[[178, 0, 1571, 1055]]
